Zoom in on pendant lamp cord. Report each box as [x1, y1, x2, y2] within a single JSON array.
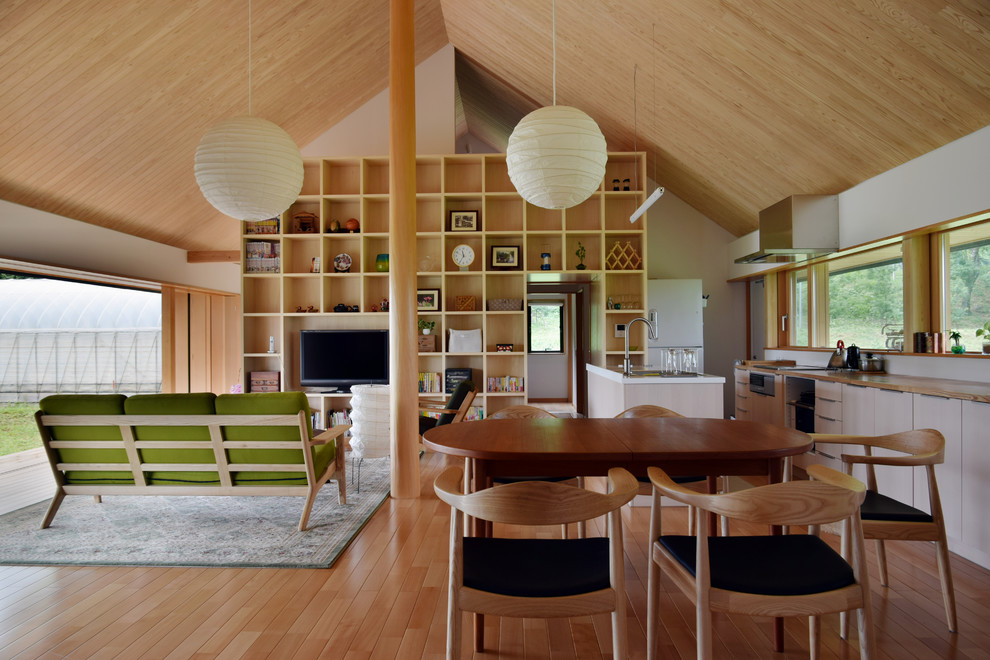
[[552, 0, 556, 106], [248, 0, 252, 115]]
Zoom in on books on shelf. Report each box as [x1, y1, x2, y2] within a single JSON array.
[[444, 368, 473, 393], [418, 371, 442, 393], [245, 240, 280, 273], [487, 376, 524, 393], [245, 218, 280, 234], [464, 406, 485, 421]]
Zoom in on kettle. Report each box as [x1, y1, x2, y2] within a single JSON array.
[[846, 344, 861, 370], [828, 340, 846, 369]]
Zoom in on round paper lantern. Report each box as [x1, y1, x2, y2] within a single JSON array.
[[194, 116, 304, 221], [506, 105, 608, 210]]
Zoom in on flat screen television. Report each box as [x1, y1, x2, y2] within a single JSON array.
[[299, 329, 389, 391]]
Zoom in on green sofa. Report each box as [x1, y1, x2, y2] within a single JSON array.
[[35, 391, 348, 531]]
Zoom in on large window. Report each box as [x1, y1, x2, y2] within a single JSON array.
[[826, 244, 903, 350], [946, 222, 990, 348], [527, 301, 564, 353], [790, 268, 809, 346]]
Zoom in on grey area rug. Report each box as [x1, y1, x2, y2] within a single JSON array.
[[0, 457, 391, 569]]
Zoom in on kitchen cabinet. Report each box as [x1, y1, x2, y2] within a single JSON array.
[[962, 400, 990, 568], [873, 389, 915, 506], [913, 393, 962, 544], [733, 369, 751, 421], [812, 380, 843, 470]]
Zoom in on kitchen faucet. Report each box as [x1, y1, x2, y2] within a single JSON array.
[[623, 310, 659, 376]]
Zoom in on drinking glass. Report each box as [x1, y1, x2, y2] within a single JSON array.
[[682, 349, 697, 374]]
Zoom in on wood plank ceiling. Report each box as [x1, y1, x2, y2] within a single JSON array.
[[1, 0, 988, 253]]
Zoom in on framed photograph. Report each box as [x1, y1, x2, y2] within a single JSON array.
[[417, 288, 440, 311], [449, 210, 479, 232], [491, 245, 520, 269]]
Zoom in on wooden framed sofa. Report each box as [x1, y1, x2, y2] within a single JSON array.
[[35, 391, 348, 531]]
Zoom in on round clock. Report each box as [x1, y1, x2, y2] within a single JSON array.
[[451, 244, 475, 271]]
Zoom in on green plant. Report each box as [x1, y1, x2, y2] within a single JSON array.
[[418, 319, 435, 333], [976, 321, 990, 342], [575, 242, 586, 263]]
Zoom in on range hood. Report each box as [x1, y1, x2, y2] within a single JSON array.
[[734, 194, 839, 264]]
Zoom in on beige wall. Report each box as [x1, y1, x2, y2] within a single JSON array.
[[646, 187, 747, 417]]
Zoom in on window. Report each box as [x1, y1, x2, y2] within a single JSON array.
[[945, 222, 990, 349], [527, 301, 564, 353], [790, 268, 809, 346], [826, 244, 903, 350]]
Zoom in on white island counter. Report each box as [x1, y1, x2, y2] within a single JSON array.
[[586, 364, 725, 418]]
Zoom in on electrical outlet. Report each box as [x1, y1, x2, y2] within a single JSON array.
[[614, 323, 626, 338]]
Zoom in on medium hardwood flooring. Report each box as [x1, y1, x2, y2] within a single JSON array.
[[2, 449, 990, 658]]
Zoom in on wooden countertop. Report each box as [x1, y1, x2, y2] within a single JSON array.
[[734, 363, 990, 404]]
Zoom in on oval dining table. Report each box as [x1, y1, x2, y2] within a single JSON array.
[[424, 415, 813, 653]]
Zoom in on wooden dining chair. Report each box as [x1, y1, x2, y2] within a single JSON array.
[[434, 465, 638, 659], [486, 405, 585, 538], [615, 404, 723, 535], [646, 464, 875, 660], [811, 429, 957, 633]]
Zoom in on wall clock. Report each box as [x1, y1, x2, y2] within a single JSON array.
[[452, 244, 475, 271]]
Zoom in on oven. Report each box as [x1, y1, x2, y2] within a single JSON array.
[[748, 372, 775, 396]]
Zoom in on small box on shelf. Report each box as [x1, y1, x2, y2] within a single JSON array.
[[249, 371, 280, 393], [418, 334, 437, 352]]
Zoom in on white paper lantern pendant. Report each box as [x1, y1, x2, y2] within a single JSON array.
[[195, 116, 304, 221], [507, 105, 607, 210]]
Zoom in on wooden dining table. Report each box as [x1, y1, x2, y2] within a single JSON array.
[[423, 416, 813, 653]]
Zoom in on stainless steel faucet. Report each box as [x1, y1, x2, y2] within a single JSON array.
[[623, 310, 659, 376]]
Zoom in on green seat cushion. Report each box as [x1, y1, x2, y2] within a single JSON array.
[[39, 394, 132, 484], [215, 392, 331, 485], [125, 392, 220, 484]]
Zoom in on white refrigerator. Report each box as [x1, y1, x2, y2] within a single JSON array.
[[647, 279, 705, 373]]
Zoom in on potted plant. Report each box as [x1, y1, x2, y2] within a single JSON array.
[[949, 330, 965, 354], [976, 322, 990, 354], [575, 241, 587, 270], [418, 319, 435, 335]]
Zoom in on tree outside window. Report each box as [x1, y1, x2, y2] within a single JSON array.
[[527, 302, 563, 353]]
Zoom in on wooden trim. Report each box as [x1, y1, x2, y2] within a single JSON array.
[[903, 234, 931, 342], [187, 250, 239, 263]]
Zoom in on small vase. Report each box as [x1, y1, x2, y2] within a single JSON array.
[[376, 254, 389, 272], [422, 328, 431, 335], [576, 263, 586, 270]]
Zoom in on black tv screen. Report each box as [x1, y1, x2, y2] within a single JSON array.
[[299, 329, 389, 391]]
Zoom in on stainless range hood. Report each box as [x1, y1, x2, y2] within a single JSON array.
[[734, 194, 839, 264]]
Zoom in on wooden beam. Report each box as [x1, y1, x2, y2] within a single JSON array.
[[187, 251, 240, 263], [389, 0, 419, 499]]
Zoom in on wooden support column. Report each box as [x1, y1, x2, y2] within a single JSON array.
[[903, 234, 931, 343], [389, 0, 419, 498]]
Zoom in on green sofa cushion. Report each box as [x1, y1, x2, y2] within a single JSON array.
[[38, 394, 132, 484], [215, 392, 333, 485], [125, 392, 220, 484]]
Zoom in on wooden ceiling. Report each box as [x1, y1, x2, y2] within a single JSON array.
[[1, 0, 988, 254]]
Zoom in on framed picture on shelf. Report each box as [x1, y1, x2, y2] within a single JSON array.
[[449, 210, 479, 232], [491, 245, 520, 269], [417, 289, 440, 311]]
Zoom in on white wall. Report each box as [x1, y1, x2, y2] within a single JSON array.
[[0, 200, 239, 292], [646, 186, 748, 417], [302, 44, 456, 157]]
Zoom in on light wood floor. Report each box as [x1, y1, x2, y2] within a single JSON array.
[[2, 450, 989, 659]]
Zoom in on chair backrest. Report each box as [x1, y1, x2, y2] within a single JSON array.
[[614, 404, 684, 418], [811, 429, 945, 467], [436, 380, 477, 427], [487, 405, 556, 419], [435, 466, 637, 527], [649, 465, 865, 527]]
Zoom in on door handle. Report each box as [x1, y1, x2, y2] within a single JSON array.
[[781, 314, 788, 332]]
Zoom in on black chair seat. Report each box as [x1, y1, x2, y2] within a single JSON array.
[[493, 475, 575, 483], [638, 475, 706, 485], [463, 537, 610, 597], [418, 415, 439, 436], [658, 534, 856, 596], [861, 489, 933, 523]]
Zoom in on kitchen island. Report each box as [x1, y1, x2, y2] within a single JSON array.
[[586, 363, 725, 418]]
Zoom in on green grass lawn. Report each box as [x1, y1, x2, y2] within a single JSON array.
[[0, 403, 41, 457]]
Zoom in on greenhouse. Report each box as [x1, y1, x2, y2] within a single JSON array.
[[0, 278, 161, 402]]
